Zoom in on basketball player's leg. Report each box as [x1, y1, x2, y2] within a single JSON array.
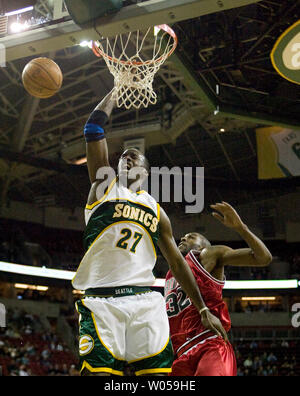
[[169, 355, 196, 376], [126, 292, 174, 376], [195, 338, 237, 376], [75, 299, 127, 376]]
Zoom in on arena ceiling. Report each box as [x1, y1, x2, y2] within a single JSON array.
[[0, 0, 299, 213]]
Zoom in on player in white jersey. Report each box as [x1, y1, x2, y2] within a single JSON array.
[[72, 88, 227, 376]]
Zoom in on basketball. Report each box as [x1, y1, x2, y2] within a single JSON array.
[[22, 57, 63, 99]]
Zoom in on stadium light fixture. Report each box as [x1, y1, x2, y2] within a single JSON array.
[[74, 156, 87, 165], [5, 6, 34, 17], [241, 297, 277, 301], [79, 40, 92, 48], [10, 21, 29, 33], [14, 283, 49, 291], [0, 262, 299, 290], [224, 279, 298, 290]]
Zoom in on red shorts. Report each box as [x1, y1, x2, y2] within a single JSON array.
[[170, 337, 237, 376]]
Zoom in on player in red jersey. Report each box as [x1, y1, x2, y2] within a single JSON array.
[[165, 201, 272, 376]]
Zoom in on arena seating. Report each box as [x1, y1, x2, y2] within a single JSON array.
[[233, 339, 300, 376], [0, 309, 79, 376]]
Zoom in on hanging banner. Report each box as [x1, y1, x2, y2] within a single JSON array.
[[256, 126, 300, 179], [270, 19, 300, 85]]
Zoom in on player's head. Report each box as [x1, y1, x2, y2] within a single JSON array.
[[117, 147, 149, 187], [178, 232, 211, 256]]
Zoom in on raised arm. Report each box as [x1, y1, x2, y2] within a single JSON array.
[[158, 206, 228, 341], [84, 89, 116, 183], [210, 202, 272, 267]]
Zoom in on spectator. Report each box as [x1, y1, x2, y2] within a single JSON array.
[[290, 355, 297, 370], [261, 352, 268, 365], [237, 367, 244, 376], [243, 368, 251, 377], [265, 365, 273, 376], [281, 356, 292, 370], [56, 342, 64, 352], [243, 356, 253, 369], [24, 325, 33, 335], [281, 340, 289, 348], [25, 343, 36, 356], [270, 339, 278, 349], [267, 352, 277, 364], [18, 365, 30, 376], [41, 348, 51, 360], [250, 340, 258, 349], [272, 365, 279, 376], [257, 366, 267, 376], [253, 356, 263, 371]]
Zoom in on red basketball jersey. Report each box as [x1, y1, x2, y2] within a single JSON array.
[[165, 250, 231, 356]]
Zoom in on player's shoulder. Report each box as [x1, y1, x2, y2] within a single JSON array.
[[86, 174, 116, 206], [202, 245, 233, 258]]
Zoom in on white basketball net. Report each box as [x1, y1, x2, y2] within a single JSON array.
[[92, 24, 177, 109]]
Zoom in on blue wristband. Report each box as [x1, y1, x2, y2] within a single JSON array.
[[84, 110, 108, 143], [84, 123, 105, 143]]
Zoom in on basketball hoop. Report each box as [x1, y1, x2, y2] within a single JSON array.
[[91, 24, 178, 109]]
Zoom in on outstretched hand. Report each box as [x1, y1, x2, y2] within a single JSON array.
[[210, 201, 244, 231], [201, 310, 228, 343]]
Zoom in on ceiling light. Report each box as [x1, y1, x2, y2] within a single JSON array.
[[10, 21, 29, 33], [80, 41, 93, 48], [10, 22, 24, 33], [5, 6, 34, 17], [219, 128, 225, 133], [241, 297, 276, 301], [14, 283, 49, 291], [74, 157, 87, 165], [1, 262, 299, 290]]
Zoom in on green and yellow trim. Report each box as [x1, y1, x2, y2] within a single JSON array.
[[135, 368, 172, 376], [157, 203, 160, 221], [80, 361, 124, 376], [86, 177, 117, 210], [270, 19, 300, 85], [82, 299, 125, 362]]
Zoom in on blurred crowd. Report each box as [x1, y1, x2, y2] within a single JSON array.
[[234, 300, 285, 314], [0, 309, 79, 376], [0, 307, 299, 376], [234, 339, 300, 376], [0, 219, 83, 271]]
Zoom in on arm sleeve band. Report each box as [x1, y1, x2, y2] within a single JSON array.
[[84, 110, 109, 143]]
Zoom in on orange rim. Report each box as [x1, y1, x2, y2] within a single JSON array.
[[91, 24, 178, 66]]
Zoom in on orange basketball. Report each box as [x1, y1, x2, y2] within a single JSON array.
[[22, 57, 63, 99]]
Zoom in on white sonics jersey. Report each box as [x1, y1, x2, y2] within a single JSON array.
[[72, 178, 160, 290]]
